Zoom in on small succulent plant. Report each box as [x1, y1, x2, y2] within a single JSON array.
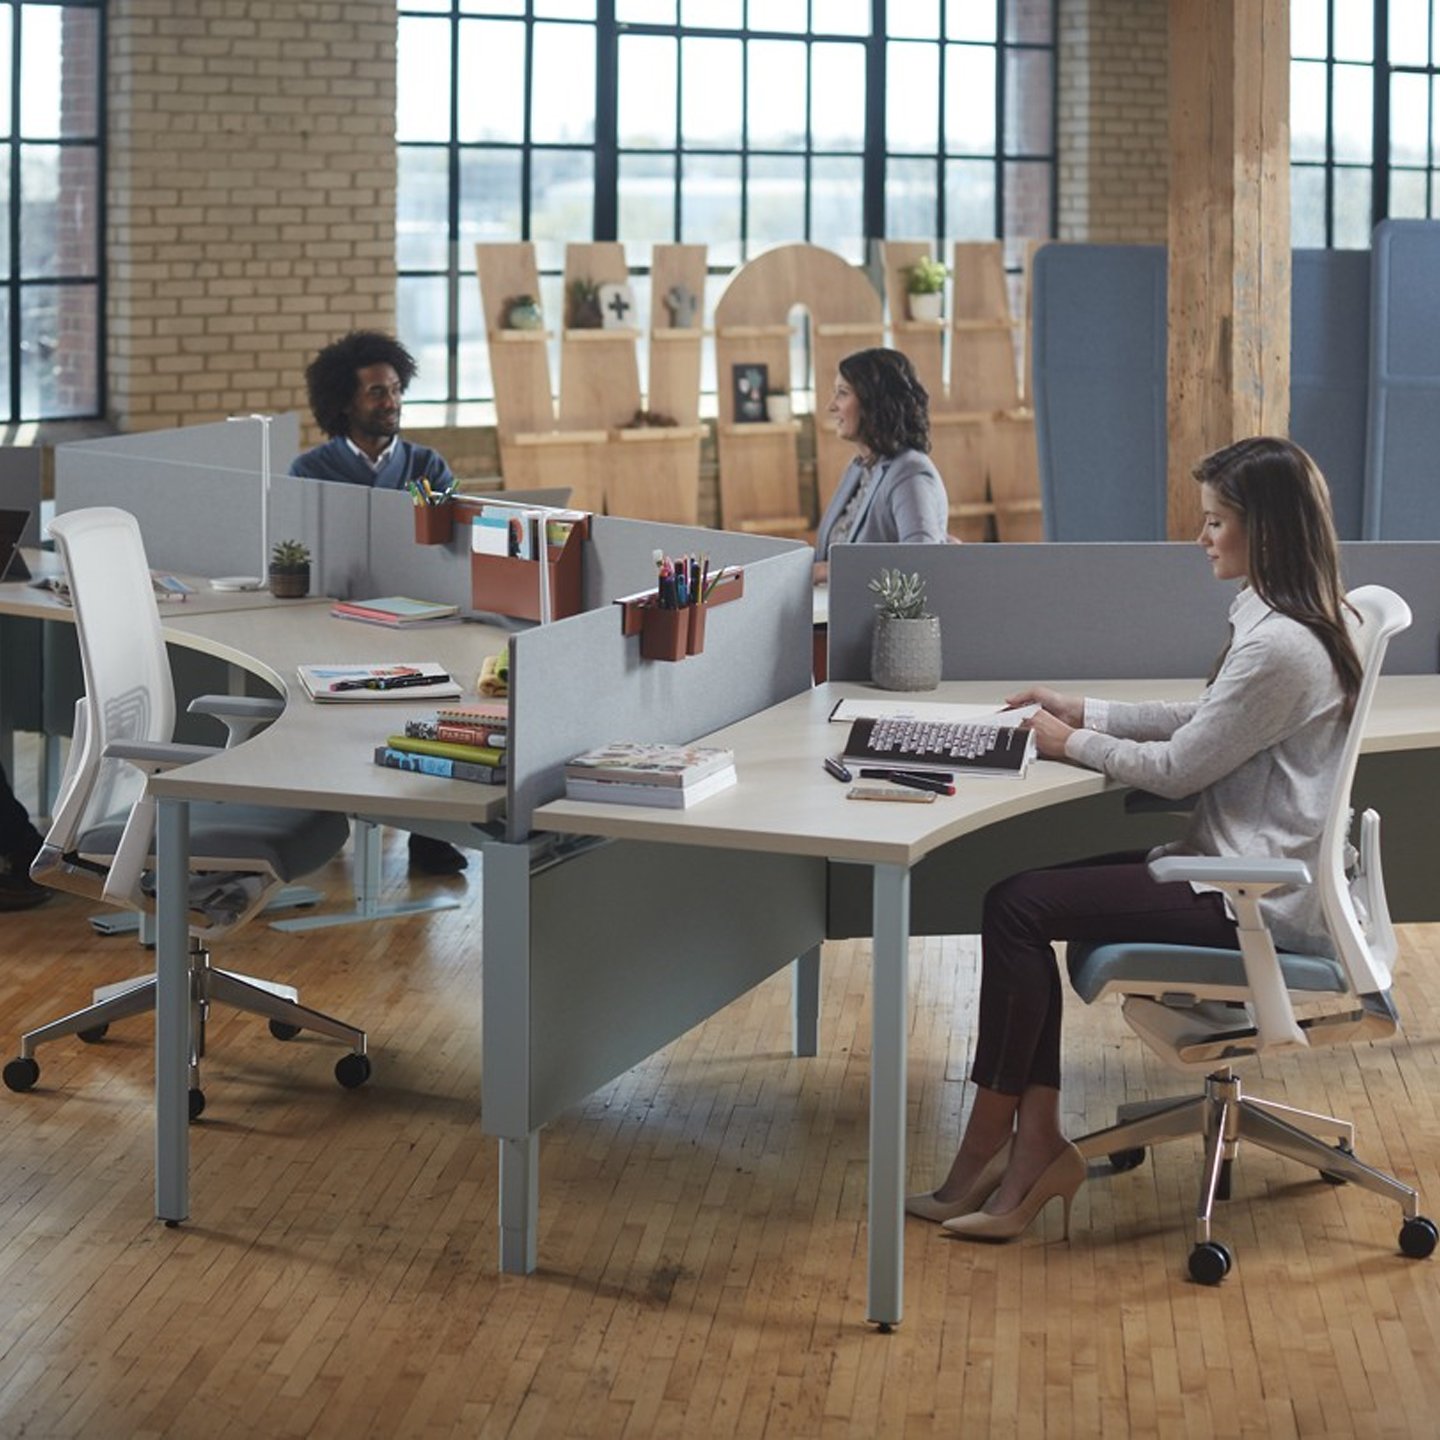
[[904, 256, 948, 295], [270, 538, 311, 570], [869, 568, 930, 620]]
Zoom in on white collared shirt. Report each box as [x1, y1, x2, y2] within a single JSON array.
[[345, 436, 397, 471]]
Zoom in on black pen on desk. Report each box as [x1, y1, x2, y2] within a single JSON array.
[[823, 756, 852, 783], [330, 672, 447, 693], [859, 767, 955, 785], [859, 768, 955, 796]]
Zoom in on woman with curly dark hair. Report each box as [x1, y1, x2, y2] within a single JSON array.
[[812, 347, 949, 583], [289, 330, 453, 494]]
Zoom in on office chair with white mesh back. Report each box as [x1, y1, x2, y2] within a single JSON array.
[[3, 507, 370, 1117], [1067, 585, 1435, 1283]]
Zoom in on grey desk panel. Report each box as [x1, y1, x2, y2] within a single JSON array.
[[267, 472, 372, 600], [0, 447, 42, 544], [1339, 542, 1440, 673], [1365, 220, 1440, 539], [54, 414, 301, 577], [507, 547, 814, 840], [1291, 249, 1370, 540], [1031, 243, 1167, 542]]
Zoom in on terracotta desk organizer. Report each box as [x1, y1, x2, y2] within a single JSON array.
[[617, 568, 745, 661], [466, 511, 590, 622], [414, 500, 455, 545]]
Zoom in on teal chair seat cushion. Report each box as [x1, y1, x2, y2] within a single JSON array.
[[1067, 941, 1347, 1005], [80, 804, 349, 883]]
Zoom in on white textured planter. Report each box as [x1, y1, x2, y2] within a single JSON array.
[[907, 291, 943, 323], [871, 615, 942, 691]]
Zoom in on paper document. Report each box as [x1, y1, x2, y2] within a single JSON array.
[[828, 697, 1039, 726]]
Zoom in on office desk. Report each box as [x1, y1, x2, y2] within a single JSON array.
[[533, 676, 1440, 1329]]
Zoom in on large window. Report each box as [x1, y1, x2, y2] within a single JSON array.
[[397, 0, 1057, 404], [1, 0, 102, 422], [1291, 0, 1440, 246]]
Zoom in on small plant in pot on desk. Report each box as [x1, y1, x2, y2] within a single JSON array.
[[903, 256, 947, 322], [869, 567, 941, 691], [269, 538, 311, 599]]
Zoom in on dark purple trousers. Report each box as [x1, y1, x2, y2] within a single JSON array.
[[970, 851, 1240, 1096]]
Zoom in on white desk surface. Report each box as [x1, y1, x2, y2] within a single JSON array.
[[534, 676, 1440, 868]]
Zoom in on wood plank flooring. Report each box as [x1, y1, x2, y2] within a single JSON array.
[[2, 841, 1440, 1438]]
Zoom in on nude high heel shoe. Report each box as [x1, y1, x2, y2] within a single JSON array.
[[904, 1140, 1013, 1224], [940, 1142, 1086, 1242]]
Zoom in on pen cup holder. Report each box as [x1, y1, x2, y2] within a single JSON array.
[[414, 501, 454, 545], [686, 602, 707, 656], [640, 606, 689, 661]]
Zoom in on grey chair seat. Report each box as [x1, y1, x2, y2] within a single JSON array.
[[1067, 940, 1347, 1005], [81, 804, 349, 884]]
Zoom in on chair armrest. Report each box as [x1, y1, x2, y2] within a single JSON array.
[[1148, 854, 1311, 1052], [103, 739, 221, 773], [187, 694, 283, 745]]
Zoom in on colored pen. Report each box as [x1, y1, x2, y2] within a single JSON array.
[[859, 767, 955, 785], [859, 768, 955, 795], [330, 672, 448, 692], [823, 756, 853, 783]]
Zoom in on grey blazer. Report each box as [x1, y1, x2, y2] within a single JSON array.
[[814, 448, 949, 559]]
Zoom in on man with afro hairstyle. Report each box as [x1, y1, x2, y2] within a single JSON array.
[[290, 330, 453, 492]]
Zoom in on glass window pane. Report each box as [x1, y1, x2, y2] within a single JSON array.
[[947, 2, 995, 43], [752, 0, 806, 33], [1433, 76, 1440, 163], [398, 148, 450, 271], [397, 276, 450, 403], [618, 0, 676, 20], [681, 152, 741, 267], [946, 157, 995, 238], [459, 20, 525, 143], [1290, 164, 1327, 246], [1391, 73, 1429, 165], [0, 6, 11, 140], [0, 291, 9, 414], [1389, 168, 1429, 218], [399, 18, 451, 143], [811, 155, 864, 262], [20, 144, 97, 279], [618, 152, 677, 243], [681, 38, 742, 148], [887, 42, 939, 151], [456, 265, 492, 403], [819, 0, 870, 37], [1005, 49, 1052, 155], [403, 0, 451, 11], [21, 283, 97, 419], [0, 150, 10, 274], [1332, 0, 1373, 61], [946, 44, 996, 152], [886, 156, 937, 238], [1388, 0, 1430, 65], [532, 23, 596, 143], [1291, 60, 1328, 163], [811, 43, 865, 149], [1332, 165, 1371, 246], [1003, 159, 1051, 238], [19, 5, 60, 137], [536, 0, 595, 16], [1332, 63, 1372, 164], [889, 0, 940, 40], [1291, 0, 1328, 58], [24, 6, 99, 139], [1006, 0, 1052, 45], [619, 35, 677, 148], [1432, 170, 1440, 217], [459, 148, 523, 246], [747, 154, 805, 246], [748, 41, 806, 149], [682, 0, 742, 28], [530, 150, 594, 270]]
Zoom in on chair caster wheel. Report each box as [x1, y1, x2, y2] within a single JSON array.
[[78, 1024, 110, 1044], [3, 1057, 39, 1093], [1109, 1148, 1146, 1173], [268, 1020, 301, 1041], [1188, 1240, 1233, 1285], [335, 1053, 371, 1089], [1400, 1216, 1438, 1259], [188, 1088, 205, 1121]]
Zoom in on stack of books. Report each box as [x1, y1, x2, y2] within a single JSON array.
[[563, 741, 736, 809], [331, 595, 461, 627], [373, 701, 509, 785]]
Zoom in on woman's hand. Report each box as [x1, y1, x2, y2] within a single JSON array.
[[1022, 707, 1076, 759], [1004, 685, 1085, 727]]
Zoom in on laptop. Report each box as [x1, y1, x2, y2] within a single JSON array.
[[0, 508, 33, 582]]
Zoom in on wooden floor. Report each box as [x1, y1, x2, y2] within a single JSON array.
[[3, 835, 1440, 1438]]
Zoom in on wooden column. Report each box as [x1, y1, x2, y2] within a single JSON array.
[[1167, 0, 1290, 537]]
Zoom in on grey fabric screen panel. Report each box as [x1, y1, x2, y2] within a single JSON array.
[[54, 415, 302, 577], [1341, 542, 1440, 673], [1364, 220, 1440, 539], [1291, 249, 1370, 540], [1030, 243, 1168, 541]]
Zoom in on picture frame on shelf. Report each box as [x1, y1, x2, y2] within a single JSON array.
[[732, 363, 768, 423]]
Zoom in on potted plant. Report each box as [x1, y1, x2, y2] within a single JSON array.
[[269, 538, 311, 599], [903, 256, 947, 322], [504, 293, 544, 330], [567, 277, 603, 329], [868, 567, 941, 691]]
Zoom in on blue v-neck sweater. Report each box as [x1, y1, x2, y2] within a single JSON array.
[[289, 436, 453, 492]]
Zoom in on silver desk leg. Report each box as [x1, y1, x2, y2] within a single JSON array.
[[499, 1134, 540, 1274], [155, 798, 190, 1225], [869, 862, 910, 1330], [793, 943, 820, 1057]]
